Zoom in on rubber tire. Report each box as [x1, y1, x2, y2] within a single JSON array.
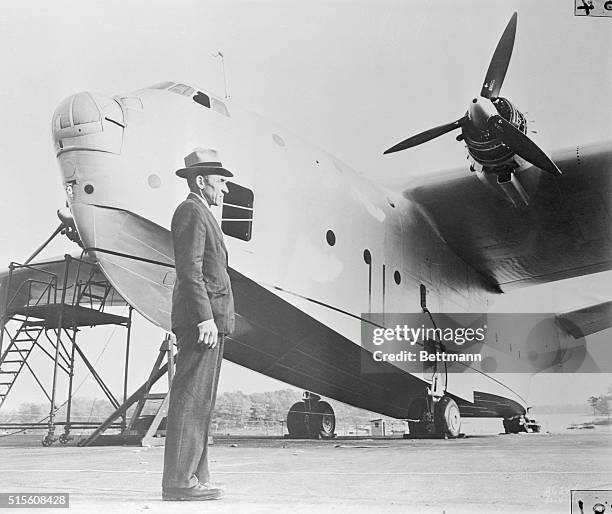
[[435, 396, 461, 438], [286, 402, 309, 438], [503, 417, 525, 434], [527, 423, 541, 433], [503, 418, 512, 434], [314, 401, 336, 439]]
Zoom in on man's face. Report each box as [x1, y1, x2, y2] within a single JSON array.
[[197, 174, 229, 206]]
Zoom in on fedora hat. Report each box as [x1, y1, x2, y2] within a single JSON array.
[[175, 148, 234, 179]]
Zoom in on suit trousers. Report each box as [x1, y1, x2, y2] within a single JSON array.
[[162, 327, 224, 489]]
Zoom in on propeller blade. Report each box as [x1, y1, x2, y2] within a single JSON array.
[[488, 116, 562, 175], [383, 118, 465, 154], [480, 12, 517, 99]]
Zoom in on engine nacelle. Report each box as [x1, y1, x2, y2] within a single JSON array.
[[462, 97, 527, 170]]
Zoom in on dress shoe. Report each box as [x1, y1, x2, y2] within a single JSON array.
[[162, 482, 223, 501]]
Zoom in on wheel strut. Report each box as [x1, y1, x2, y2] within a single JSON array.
[[407, 364, 461, 438]]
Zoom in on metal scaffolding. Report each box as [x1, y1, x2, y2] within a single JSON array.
[[0, 254, 133, 446]]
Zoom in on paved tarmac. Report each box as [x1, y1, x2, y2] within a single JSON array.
[[0, 431, 611, 513]]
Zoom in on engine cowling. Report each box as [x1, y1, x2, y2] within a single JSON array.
[[462, 97, 527, 170]]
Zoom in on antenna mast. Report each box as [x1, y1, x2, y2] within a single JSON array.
[[211, 51, 228, 99]]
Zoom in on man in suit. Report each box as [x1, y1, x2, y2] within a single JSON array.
[[162, 148, 235, 501]]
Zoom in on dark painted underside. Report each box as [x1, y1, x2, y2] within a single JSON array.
[[226, 268, 525, 419]]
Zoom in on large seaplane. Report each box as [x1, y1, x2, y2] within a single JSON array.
[[2, 13, 611, 439]]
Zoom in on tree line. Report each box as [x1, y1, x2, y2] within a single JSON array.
[[0, 389, 385, 427], [3, 386, 611, 427]]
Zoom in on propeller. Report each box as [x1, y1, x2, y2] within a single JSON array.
[[384, 12, 561, 176], [486, 115, 561, 175], [383, 117, 466, 154], [480, 12, 517, 100]]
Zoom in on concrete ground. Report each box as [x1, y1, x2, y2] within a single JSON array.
[[0, 431, 611, 513]]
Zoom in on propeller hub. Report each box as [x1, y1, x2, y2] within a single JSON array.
[[468, 97, 497, 130]]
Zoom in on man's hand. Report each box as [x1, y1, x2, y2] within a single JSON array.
[[197, 319, 219, 349]]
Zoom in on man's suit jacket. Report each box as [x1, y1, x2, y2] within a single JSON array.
[[171, 192, 235, 334]]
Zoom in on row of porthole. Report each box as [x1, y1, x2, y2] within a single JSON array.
[[78, 187, 406, 285], [326, 230, 402, 285]]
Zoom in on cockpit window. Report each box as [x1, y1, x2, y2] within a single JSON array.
[[148, 81, 175, 90], [193, 91, 210, 108], [147, 82, 231, 117], [211, 98, 230, 117], [169, 84, 194, 96], [193, 91, 230, 117]]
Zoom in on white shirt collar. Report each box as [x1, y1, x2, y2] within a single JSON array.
[[188, 192, 223, 234]]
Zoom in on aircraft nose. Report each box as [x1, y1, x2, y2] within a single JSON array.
[[52, 92, 125, 155], [53, 92, 126, 206]]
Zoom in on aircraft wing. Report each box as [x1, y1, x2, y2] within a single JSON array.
[[404, 141, 611, 292]]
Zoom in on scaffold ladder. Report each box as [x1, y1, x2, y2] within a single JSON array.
[[0, 323, 45, 408]]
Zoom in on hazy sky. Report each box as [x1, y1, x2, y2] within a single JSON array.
[[0, 0, 610, 411]]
